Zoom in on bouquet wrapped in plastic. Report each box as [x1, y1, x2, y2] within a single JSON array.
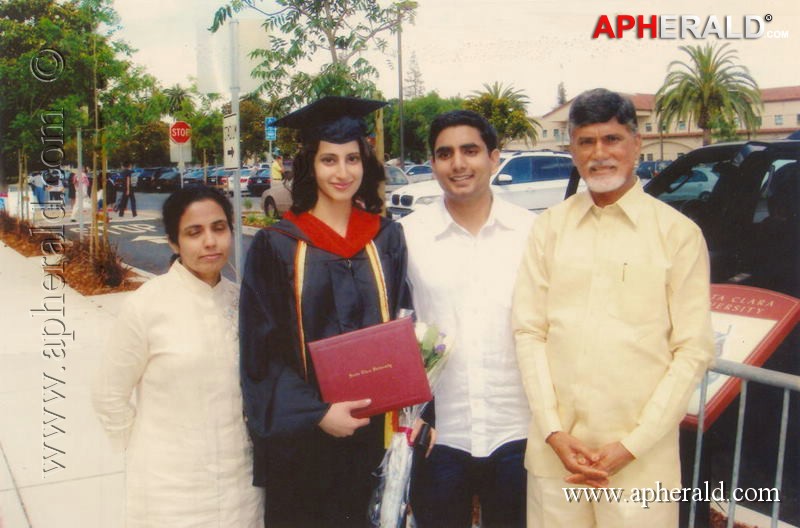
[[368, 319, 453, 528]]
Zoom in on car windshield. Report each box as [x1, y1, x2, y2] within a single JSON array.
[[647, 144, 800, 288], [654, 162, 720, 204], [385, 167, 408, 185]]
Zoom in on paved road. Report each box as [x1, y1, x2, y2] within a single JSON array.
[[62, 191, 256, 281]]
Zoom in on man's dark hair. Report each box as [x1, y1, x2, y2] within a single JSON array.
[[428, 110, 498, 157], [162, 186, 233, 245], [568, 88, 638, 136], [122, 160, 132, 168], [289, 136, 385, 214]]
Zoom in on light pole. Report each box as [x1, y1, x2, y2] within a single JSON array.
[[397, 11, 404, 171]]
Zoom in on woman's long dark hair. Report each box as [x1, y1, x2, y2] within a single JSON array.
[[289, 137, 385, 214]]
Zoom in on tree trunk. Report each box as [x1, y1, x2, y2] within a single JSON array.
[[702, 128, 712, 146]]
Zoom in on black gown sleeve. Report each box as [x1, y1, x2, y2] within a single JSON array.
[[383, 220, 413, 317], [239, 229, 329, 439]]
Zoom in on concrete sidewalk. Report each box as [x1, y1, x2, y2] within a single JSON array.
[[0, 242, 127, 527]]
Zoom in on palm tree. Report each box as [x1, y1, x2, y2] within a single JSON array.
[[472, 82, 530, 110], [163, 84, 192, 117], [465, 82, 540, 149], [655, 43, 761, 145]]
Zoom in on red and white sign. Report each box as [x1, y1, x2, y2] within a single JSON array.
[[170, 121, 191, 144], [682, 285, 800, 431]]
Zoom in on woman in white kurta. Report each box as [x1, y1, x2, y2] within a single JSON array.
[[92, 187, 263, 527]]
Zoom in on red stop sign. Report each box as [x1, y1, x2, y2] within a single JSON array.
[[170, 121, 191, 144]]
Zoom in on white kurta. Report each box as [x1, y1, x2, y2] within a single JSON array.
[[93, 261, 263, 527]]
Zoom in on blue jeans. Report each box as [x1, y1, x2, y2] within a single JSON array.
[[411, 439, 526, 528]]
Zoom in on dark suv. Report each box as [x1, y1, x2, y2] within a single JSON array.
[[644, 141, 799, 296]]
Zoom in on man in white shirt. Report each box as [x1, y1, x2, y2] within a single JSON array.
[[402, 110, 534, 527]]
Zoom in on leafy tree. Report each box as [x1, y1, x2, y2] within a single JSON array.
[[0, 0, 152, 181], [184, 88, 225, 166], [288, 62, 379, 104], [403, 52, 424, 99], [465, 83, 539, 149], [223, 94, 270, 163], [210, 0, 417, 99], [655, 43, 761, 145], [2, 0, 96, 180], [383, 92, 463, 161], [557, 82, 567, 106], [110, 121, 170, 167]]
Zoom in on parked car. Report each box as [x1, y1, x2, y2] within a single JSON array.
[[134, 167, 166, 192], [261, 179, 292, 218], [404, 164, 433, 181], [181, 168, 206, 187], [206, 167, 228, 191], [153, 169, 182, 192], [387, 150, 576, 218], [636, 159, 672, 179], [384, 165, 410, 198], [247, 168, 271, 196], [226, 168, 252, 196], [643, 140, 800, 293]]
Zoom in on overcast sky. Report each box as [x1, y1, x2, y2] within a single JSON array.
[[112, 0, 800, 115]]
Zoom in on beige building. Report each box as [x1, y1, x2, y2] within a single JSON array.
[[515, 86, 800, 161]]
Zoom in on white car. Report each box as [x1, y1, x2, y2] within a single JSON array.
[[226, 168, 252, 196], [386, 151, 577, 218]]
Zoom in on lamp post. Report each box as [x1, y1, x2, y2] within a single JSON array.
[[397, 10, 404, 171]]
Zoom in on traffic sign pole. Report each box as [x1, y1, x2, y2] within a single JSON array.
[[169, 121, 192, 187], [230, 19, 243, 280], [265, 116, 277, 163]]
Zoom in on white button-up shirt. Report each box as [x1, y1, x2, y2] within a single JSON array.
[[400, 196, 535, 456]]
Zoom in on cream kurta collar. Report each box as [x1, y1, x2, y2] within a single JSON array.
[[171, 259, 227, 297], [574, 178, 646, 228]]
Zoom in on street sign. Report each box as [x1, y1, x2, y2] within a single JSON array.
[[170, 139, 192, 163], [265, 116, 277, 141], [170, 121, 191, 144], [223, 113, 239, 169]]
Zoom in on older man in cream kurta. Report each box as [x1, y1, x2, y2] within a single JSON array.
[[513, 89, 714, 527]]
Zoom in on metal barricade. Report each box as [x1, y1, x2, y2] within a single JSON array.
[[689, 358, 800, 528]]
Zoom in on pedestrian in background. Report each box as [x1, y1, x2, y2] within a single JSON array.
[[271, 153, 284, 181], [69, 168, 91, 222], [118, 160, 137, 217], [30, 172, 47, 205]]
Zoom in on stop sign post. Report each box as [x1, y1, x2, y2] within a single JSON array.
[[169, 122, 192, 185]]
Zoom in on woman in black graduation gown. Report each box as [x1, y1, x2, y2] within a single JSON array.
[[240, 96, 411, 528]]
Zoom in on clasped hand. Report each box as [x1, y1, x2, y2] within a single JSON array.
[[547, 432, 635, 488]]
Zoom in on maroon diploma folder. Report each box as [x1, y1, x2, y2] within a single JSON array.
[[308, 317, 432, 418]]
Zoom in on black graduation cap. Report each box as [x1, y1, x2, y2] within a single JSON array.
[[274, 96, 387, 144]]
